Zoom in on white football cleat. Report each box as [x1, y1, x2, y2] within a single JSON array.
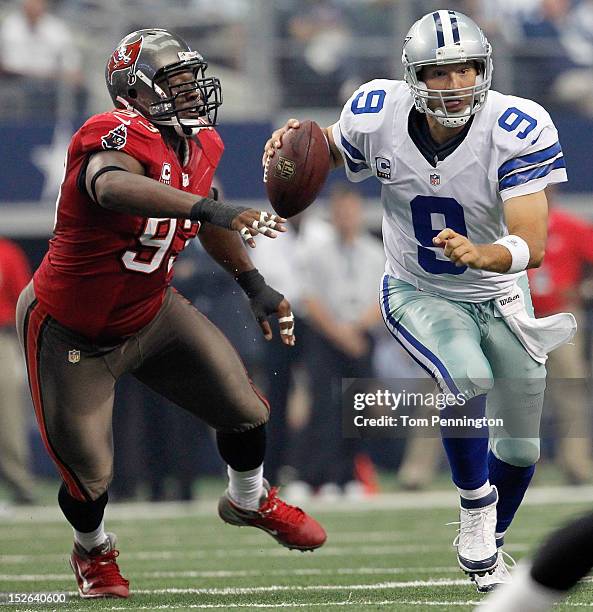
[[472, 549, 515, 592], [455, 485, 498, 575]]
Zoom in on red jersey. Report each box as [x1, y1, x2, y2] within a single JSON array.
[[528, 208, 593, 316], [0, 238, 31, 327], [34, 109, 223, 341]]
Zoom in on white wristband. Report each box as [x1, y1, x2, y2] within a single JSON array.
[[494, 235, 530, 273]]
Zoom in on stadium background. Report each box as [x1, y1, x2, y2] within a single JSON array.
[[2, 0, 593, 609]]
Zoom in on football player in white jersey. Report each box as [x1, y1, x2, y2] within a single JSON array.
[[264, 10, 576, 592]]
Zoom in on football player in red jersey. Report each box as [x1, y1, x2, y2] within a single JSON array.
[[15, 29, 326, 600]]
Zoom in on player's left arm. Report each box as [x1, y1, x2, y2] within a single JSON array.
[[433, 190, 548, 273], [198, 222, 295, 345]]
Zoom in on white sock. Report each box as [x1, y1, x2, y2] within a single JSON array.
[[74, 520, 106, 552], [458, 480, 491, 500], [479, 562, 564, 612], [227, 464, 264, 510]]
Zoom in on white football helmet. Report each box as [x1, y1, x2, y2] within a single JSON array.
[[402, 10, 493, 128]]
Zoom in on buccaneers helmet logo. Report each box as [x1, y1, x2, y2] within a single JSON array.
[[107, 37, 143, 86]]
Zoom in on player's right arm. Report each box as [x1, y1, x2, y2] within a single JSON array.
[[262, 119, 344, 170], [84, 149, 286, 246]]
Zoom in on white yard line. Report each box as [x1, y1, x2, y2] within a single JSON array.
[[125, 580, 494, 593], [0, 544, 473, 564], [2, 485, 593, 523], [0, 542, 529, 565], [0, 530, 410, 545], [0, 566, 462, 581]]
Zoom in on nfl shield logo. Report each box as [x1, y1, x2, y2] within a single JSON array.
[[68, 350, 80, 364], [430, 173, 440, 186]]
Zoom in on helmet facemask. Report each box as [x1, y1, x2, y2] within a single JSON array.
[[405, 56, 491, 128], [148, 59, 222, 136]]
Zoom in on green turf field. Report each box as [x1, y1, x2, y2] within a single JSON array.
[[1, 486, 592, 611]]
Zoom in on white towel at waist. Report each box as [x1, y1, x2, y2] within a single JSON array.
[[493, 282, 577, 364]]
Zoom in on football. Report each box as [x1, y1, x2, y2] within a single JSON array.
[[264, 120, 330, 218]]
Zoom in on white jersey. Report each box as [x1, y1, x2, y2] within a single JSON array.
[[333, 80, 567, 302]]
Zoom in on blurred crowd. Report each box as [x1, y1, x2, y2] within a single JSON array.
[[5, 0, 593, 118]]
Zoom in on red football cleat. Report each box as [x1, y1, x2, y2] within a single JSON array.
[[218, 481, 327, 551], [69, 533, 129, 599]]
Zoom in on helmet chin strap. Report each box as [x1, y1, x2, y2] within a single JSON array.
[[150, 115, 202, 137], [171, 116, 205, 138], [174, 123, 195, 137]]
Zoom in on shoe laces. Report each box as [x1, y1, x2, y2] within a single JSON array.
[[259, 487, 305, 527], [464, 511, 490, 542], [448, 509, 493, 549], [499, 549, 516, 569], [86, 549, 129, 587]]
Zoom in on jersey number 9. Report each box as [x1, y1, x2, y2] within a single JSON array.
[[410, 195, 468, 275]]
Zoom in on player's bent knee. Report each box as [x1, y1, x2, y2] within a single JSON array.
[[492, 438, 540, 467], [216, 394, 270, 434], [235, 406, 269, 433]]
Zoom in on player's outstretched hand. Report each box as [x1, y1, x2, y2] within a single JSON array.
[[231, 209, 287, 248], [262, 118, 300, 166], [433, 228, 485, 269], [251, 292, 295, 346]]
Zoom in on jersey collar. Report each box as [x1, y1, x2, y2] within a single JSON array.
[[407, 106, 474, 168]]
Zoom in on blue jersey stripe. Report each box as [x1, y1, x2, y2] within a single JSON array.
[[433, 12, 445, 48], [499, 156, 566, 190], [498, 142, 562, 180], [449, 11, 460, 44], [340, 130, 366, 161], [344, 155, 369, 173]]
